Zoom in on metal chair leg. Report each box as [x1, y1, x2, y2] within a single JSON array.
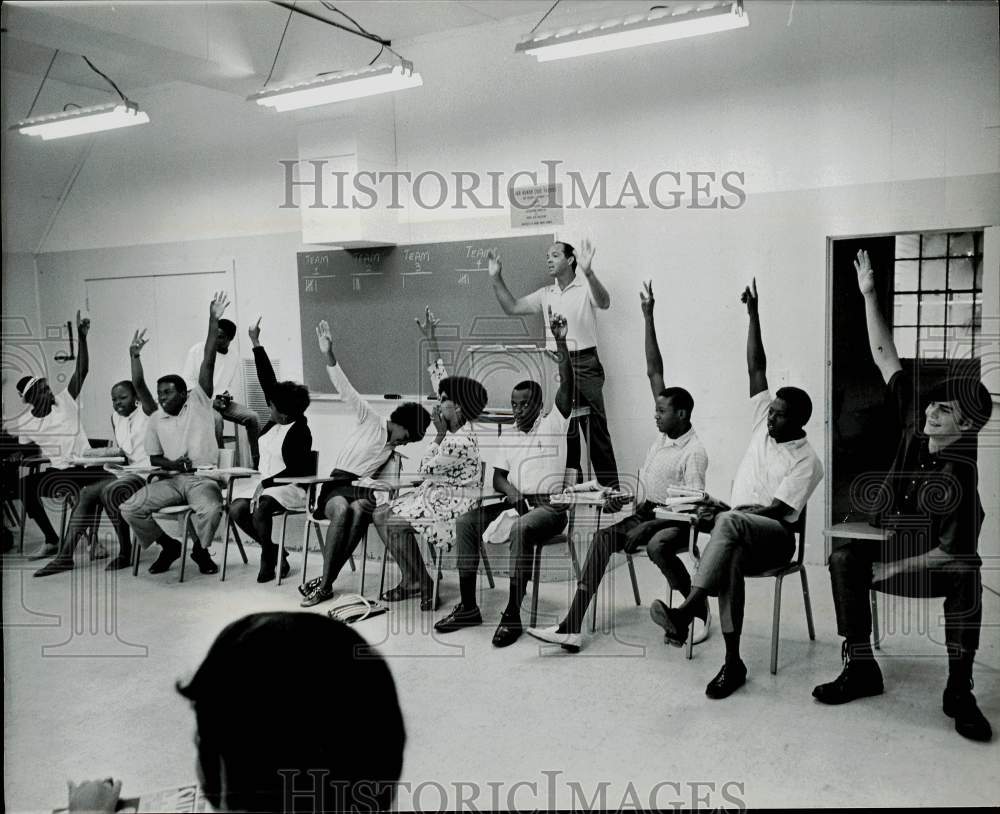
[[479, 540, 495, 589], [871, 590, 881, 650], [379, 540, 389, 600], [221, 513, 232, 582], [800, 567, 816, 640], [179, 512, 192, 583], [529, 545, 543, 627], [626, 552, 641, 605], [234, 526, 248, 564], [359, 527, 369, 596], [431, 546, 442, 613], [770, 575, 784, 675], [277, 514, 289, 587], [131, 533, 141, 576]]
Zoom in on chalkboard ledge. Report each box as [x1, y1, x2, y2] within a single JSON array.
[[310, 393, 435, 403]]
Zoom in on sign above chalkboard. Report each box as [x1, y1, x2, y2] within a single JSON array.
[[297, 234, 555, 397]]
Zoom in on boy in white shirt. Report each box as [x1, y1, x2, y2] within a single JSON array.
[[182, 317, 260, 468]]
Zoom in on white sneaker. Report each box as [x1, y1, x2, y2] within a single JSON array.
[[692, 606, 712, 645], [525, 625, 582, 653]]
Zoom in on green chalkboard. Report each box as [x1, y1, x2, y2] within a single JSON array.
[[297, 234, 555, 396]]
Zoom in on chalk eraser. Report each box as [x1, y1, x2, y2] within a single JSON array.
[[383, 393, 402, 399]]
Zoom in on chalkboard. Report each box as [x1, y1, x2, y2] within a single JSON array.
[[298, 234, 555, 397]]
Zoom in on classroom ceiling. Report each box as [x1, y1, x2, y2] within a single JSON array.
[[0, 1, 660, 101]]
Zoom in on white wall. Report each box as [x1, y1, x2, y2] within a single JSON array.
[[6, 1, 999, 563]]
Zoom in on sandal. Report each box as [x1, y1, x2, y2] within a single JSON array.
[[382, 583, 422, 602]]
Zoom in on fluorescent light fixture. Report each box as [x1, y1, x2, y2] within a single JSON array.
[[249, 62, 422, 112], [516, 1, 749, 62], [11, 101, 150, 140]]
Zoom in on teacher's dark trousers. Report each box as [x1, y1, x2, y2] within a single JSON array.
[[566, 348, 620, 489]]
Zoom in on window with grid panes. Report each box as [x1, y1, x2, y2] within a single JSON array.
[[892, 231, 983, 359]]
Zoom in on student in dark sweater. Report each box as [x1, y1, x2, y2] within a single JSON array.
[[812, 250, 994, 742], [228, 318, 314, 582]]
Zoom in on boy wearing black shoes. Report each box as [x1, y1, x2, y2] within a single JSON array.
[[812, 250, 993, 743], [121, 293, 233, 576]]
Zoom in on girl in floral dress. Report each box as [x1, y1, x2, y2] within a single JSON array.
[[375, 374, 488, 611]]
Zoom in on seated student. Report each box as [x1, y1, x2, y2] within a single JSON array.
[[299, 319, 432, 608], [64, 612, 405, 814], [227, 317, 313, 583], [182, 315, 260, 468], [6, 311, 110, 561], [374, 371, 489, 612], [813, 250, 993, 742], [527, 284, 710, 651], [34, 330, 158, 576], [652, 279, 823, 699], [434, 307, 575, 645], [121, 293, 232, 576]]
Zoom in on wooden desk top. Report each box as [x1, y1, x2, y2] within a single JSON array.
[[824, 521, 889, 540]]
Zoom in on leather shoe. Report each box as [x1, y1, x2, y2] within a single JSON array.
[[33, 557, 75, 577], [257, 562, 276, 583], [650, 599, 690, 647], [190, 547, 219, 575], [148, 539, 181, 574], [705, 660, 747, 699], [812, 644, 884, 705], [434, 603, 482, 633], [943, 685, 993, 742], [105, 554, 132, 571], [491, 614, 522, 647]]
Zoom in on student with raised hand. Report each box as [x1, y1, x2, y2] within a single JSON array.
[[651, 279, 823, 699], [434, 307, 575, 644], [813, 250, 993, 742], [182, 314, 260, 468], [528, 283, 710, 651], [8, 310, 108, 561], [120, 293, 232, 576], [488, 238, 620, 488], [33, 330, 157, 576], [299, 319, 432, 608], [64, 612, 405, 814], [373, 366, 488, 612], [225, 317, 313, 583]]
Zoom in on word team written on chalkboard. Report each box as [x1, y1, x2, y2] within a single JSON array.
[[297, 234, 554, 396]]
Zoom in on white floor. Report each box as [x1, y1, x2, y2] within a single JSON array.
[[3, 532, 998, 812]]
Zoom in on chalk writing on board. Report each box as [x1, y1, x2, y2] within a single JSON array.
[[458, 274, 470, 286], [302, 254, 330, 267]]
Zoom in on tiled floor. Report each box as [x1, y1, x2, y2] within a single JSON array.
[[3, 533, 998, 812]]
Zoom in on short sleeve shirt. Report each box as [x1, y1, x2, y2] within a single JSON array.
[[15, 390, 90, 469], [523, 275, 600, 352], [639, 427, 709, 504], [875, 370, 984, 562], [730, 390, 823, 523], [493, 408, 571, 494], [145, 384, 219, 467]]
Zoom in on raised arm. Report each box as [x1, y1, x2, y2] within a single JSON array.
[[487, 251, 540, 316], [549, 306, 574, 419], [247, 316, 279, 403], [199, 292, 230, 397], [415, 305, 448, 391], [640, 281, 665, 397], [315, 319, 338, 368], [67, 310, 90, 400], [855, 249, 902, 384], [129, 330, 157, 415], [577, 239, 610, 310], [742, 278, 768, 398]]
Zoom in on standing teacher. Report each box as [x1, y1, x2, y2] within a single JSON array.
[[487, 239, 619, 487]]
